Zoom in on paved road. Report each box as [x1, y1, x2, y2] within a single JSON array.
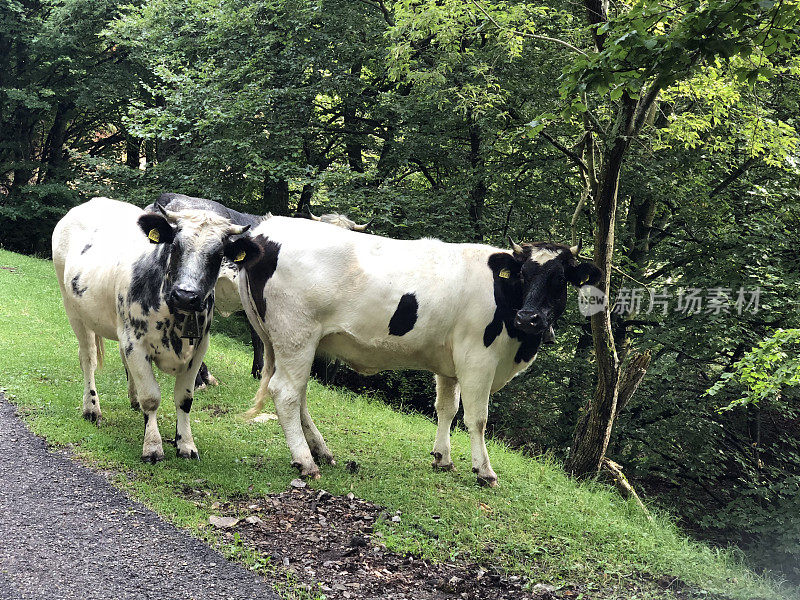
[[0, 393, 280, 600]]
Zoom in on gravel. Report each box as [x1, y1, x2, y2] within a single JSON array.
[[0, 392, 279, 600]]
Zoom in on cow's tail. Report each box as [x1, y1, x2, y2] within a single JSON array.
[[244, 374, 270, 419], [95, 335, 105, 370]]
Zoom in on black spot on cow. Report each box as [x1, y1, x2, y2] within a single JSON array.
[[143, 413, 149, 426], [80, 243, 92, 255], [89, 389, 96, 396], [388, 293, 418, 336], [155, 321, 163, 330], [170, 330, 183, 356], [71, 274, 88, 297], [180, 397, 193, 413], [129, 316, 148, 340], [125, 341, 134, 357], [483, 252, 542, 363], [128, 244, 170, 315], [226, 234, 280, 318]]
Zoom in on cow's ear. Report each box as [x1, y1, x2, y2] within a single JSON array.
[[565, 261, 602, 288], [488, 252, 522, 280], [138, 213, 176, 244], [224, 236, 262, 269]]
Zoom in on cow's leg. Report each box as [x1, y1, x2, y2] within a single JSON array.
[[248, 320, 264, 379], [431, 374, 460, 471], [173, 345, 205, 460], [299, 391, 334, 466], [124, 346, 164, 463], [269, 342, 323, 479], [459, 378, 497, 487], [69, 317, 102, 423], [119, 346, 139, 411], [194, 361, 218, 391]]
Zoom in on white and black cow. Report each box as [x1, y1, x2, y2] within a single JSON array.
[[52, 197, 248, 462], [150, 193, 268, 386], [226, 218, 601, 485], [152, 194, 372, 389]]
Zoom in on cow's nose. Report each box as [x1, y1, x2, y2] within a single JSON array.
[[170, 287, 202, 311], [514, 311, 545, 333]]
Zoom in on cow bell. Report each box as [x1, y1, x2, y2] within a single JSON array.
[[179, 311, 202, 345]]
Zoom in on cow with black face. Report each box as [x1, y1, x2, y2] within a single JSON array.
[[52, 197, 248, 462], [227, 217, 601, 485]]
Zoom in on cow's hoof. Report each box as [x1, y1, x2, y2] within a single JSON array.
[[432, 461, 456, 472], [473, 467, 498, 487], [312, 451, 336, 466], [194, 383, 207, 392], [177, 447, 200, 460], [141, 451, 164, 464], [82, 410, 101, 424], [292, 461, 321, 480]]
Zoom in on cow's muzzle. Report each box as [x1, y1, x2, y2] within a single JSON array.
[[514, 310, 548, 335], [169, 287, 204, 312]]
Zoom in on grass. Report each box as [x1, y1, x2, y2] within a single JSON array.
[[0, 248, 790, 600]]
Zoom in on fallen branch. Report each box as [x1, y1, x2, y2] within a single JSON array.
[[601, 458, 652, 520]]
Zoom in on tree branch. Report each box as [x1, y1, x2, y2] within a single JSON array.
[[540, 131, 590, 176], [709, 157, 758, 198], [469, 0, 588, 57]]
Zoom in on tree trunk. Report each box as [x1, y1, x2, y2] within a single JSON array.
[[467, 122, 486, 242], [344, 62, 364, 173], [261, 173, 290, 216], [296, 183, 314, 214], [565, 115, 631, 477], [125, 135, 140, 169]]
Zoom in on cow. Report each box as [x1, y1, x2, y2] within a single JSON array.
[[52, 197, 249, 462], [152, 193, 373, 389], [149, 193, 268, 387], [225, 217, 602, 485]]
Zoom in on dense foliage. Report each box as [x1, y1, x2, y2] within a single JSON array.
[[2, 0, 799, 582]]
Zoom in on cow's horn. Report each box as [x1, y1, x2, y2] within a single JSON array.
[[508, 236, 524, 256], [156, 203, 181, 223], [308, 210, 322, 222], [352, 218, 373, 232], [229, 223, 250, 236], [570, 239, 582, 257]]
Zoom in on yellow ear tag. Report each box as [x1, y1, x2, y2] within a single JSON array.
[[148, 228, 160, 243], [234, 250, 246, 263], [499, 268, 511, 279], [581, 275, 590, 285]]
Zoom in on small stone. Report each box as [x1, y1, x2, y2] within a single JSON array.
[[208, 515, 239, 528], [282, 557, 290, 567], [391, 515, 401, 522], [346, 492, 354, 500], [245, 515, 263, 525], [290, 478, 307, 489], [532, 583, 556, 593], [253, 412, 278, 422]]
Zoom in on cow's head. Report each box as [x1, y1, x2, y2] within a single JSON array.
[[491, 240, 602, 337], [138, 206, 250, 312]]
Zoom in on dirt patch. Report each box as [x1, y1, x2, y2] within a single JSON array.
[[192, 485, 724, 600], [202, 403, 231, 417], [201, 485, 544, 600]]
